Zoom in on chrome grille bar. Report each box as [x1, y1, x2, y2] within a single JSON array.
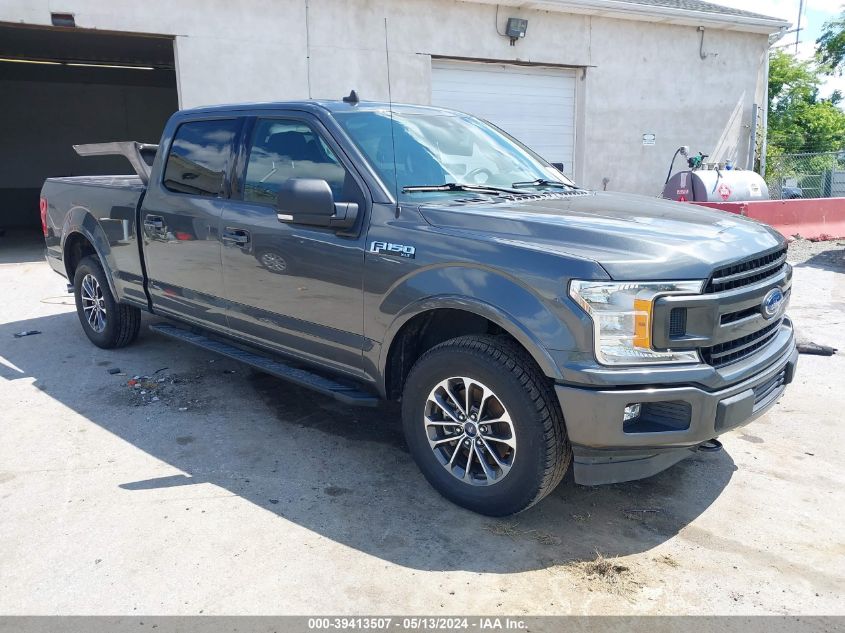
[[705, 247, 788, 293]]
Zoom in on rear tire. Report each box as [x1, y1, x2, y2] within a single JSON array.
[[73, 255, 141, 349], [401, 335, 570, 516]]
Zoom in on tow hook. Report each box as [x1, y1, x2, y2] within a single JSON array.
[[696, 438, 723, 453]]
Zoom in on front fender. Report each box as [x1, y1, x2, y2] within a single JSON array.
[[375, 264, 578, 383], [62, 207, 121, 301]]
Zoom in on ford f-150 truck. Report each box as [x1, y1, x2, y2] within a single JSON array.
[[41, 99, 798, 516]]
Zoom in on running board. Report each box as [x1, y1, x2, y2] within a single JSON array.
[[149, 323, 379, 407]]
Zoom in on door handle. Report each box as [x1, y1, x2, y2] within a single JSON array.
[[222, 227, 250, 246]]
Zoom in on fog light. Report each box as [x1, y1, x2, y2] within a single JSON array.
[[623, 404, 642, 422]]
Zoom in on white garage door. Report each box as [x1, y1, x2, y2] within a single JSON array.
[[431, 60, 577, 177]]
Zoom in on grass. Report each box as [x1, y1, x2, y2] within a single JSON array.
[[566, 550, 643, 598]]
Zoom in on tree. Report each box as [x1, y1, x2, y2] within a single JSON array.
[[761, 20, 845, 189], [817, 9, 845, 75], [766, 50, 845, 156]]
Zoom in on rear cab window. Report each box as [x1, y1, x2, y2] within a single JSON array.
[[163, 119, 241, 197]]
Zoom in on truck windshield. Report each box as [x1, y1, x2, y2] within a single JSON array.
[[334, 109, 575, 201]]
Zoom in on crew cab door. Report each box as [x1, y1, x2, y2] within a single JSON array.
[[140, 116, 242, 329], [219, 114, 369, 377]]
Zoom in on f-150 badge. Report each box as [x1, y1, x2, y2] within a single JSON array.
[[369, 241, 416, 259]]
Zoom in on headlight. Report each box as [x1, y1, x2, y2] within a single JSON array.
[[569, 280, 704, 366]]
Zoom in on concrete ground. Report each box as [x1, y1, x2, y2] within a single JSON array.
[[0, 229, 843, 615]]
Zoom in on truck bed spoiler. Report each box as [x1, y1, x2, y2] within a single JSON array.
[[73, 142, 159, 185]]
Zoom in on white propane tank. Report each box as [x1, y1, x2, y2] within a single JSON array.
[[662, 168, 769, 202]]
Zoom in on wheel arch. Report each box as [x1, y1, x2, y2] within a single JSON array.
[[61, 208, 120, 301], [380, 297, 563, 400]]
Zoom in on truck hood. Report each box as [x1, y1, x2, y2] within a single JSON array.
[[417, 191, 785, 280]]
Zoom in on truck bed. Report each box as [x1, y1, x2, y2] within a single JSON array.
[[42, 174, 147, 306]]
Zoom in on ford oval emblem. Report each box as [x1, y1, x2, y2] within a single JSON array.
[[761, 287, 785, 320]]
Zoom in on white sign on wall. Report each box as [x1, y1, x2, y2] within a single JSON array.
[[642, 133, 656, 146]]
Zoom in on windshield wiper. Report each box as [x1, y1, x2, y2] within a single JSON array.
[[511, 178, 578, 190], [402, 182, 523, 195]]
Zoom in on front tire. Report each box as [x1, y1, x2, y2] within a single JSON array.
[[73, 255, 141, 349], [401, 335, 570, 516]]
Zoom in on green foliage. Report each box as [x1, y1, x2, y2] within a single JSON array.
[[762, 20, 845, 194], [767, 50, 845, 158], [817, 10, 845, 75]]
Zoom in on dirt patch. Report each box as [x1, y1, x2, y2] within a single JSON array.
[[622, 508, 663, 521], [118, 370, 208, 410], [484, 522, 561, 546], [566, 551, 643, 597], [248, 371, 406, 449], [654, 553, 680, 568], [324, 486, 352, 497]]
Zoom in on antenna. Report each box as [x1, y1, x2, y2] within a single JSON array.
[[384, 17, 400, 203], [305, 0, 312, 98]]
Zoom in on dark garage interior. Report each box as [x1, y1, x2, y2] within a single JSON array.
[[0, 23, 178, 244]]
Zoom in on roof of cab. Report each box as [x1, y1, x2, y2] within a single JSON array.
[[179, 99, 463, 117]]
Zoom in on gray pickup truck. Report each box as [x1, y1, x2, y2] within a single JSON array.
[[40, 99, 797, 516]]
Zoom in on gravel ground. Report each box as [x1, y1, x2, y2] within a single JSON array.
[[787, 238, 845, 271]]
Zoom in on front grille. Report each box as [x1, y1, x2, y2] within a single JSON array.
[[701, 319, 782, 368], [753, 368, 787, 409], [720, 288, 792, 325], [705, 247, 788, 293], [721, 305, 759, 325]]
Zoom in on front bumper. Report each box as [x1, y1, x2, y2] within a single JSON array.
[[555, 334, 798, 486]]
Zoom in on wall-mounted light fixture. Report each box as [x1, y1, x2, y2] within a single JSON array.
[[505, 18, 528, 46]]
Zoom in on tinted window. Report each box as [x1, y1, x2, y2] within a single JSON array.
[[164, 119, 240, 196], [243, 119, 351, 205]]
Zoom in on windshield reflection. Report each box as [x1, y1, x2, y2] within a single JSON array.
[[335, 109, 574, 200]]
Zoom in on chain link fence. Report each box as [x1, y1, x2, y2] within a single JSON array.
[[764, 151, 845, 200]]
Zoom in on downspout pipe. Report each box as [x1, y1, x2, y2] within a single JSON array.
[[761, 26, 788, 177], [760, 50, 770, 178]]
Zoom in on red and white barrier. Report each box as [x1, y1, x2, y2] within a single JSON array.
[[691, 198, 845, 241]]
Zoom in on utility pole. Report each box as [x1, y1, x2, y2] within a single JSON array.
[[795, 0, 804, 54]]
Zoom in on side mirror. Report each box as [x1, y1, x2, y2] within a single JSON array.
[[551, 162, 565, 173], [276, 178, 358, 229]]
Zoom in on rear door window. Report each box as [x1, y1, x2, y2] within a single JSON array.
[[163, 119, 241, 197]]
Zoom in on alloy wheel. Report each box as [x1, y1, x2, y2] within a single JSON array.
[[260, 252, 287, 273], [423, 376, 516, 486], [80, 273, 107, 333]]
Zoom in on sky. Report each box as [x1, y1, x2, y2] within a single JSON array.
[[714, 0, 845, 98]]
